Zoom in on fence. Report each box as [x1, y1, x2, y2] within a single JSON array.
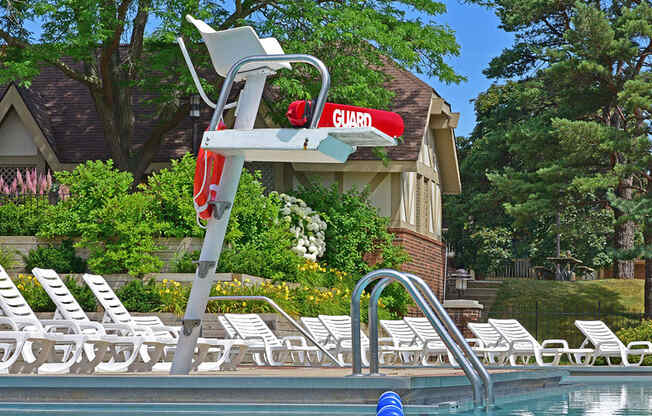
[[486, 302, 645, 348], [0, 192, 61, 207], [483, 258, 535, 280]]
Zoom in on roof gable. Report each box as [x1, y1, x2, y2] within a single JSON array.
[[0, 83, 61, 170]]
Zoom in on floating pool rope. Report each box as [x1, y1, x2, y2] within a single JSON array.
[[377, 391, 403, 416]]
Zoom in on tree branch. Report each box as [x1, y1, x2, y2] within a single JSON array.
[[128, 0, 150, 75], [0, 28, 99, 88], [131, 104, 190, 182], [634, 40, 651, 76]]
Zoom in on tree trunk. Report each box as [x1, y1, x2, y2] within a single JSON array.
[[645, 180, 652, 318], [614, 175, 636, 279]]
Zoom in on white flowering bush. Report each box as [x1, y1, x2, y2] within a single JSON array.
[[273, 192, 327, 261]]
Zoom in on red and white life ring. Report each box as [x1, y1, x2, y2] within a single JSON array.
[[193, 121, 226, 221]]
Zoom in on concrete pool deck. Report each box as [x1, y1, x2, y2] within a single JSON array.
[[0, 367, 566, 407]]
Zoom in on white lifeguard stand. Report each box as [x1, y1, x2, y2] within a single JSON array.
[[171, 16, 396, 374]]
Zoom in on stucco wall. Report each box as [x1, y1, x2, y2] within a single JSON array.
[[0, 108, 38, 156]]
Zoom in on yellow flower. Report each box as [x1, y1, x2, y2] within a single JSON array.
[[163, 279, 168, 283], [308, 296, 314, 301], [242, 302, 247, 306], [165, 289, 170, 293], [17, 284, 24, 290]]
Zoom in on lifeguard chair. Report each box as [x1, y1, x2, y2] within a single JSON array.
[[171, 16, 397, 374]]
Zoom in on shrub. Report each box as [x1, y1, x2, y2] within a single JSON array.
[[115, 279, 162, 313], [63, 275, 96, 311], [172, 250, 199, 273], [37, 161, 161, 276], [0, 200, 48, 235], [0, 246, 17, 270], [617, 320, 652, 365], [13, 274, 54, 312], [78, 192, 163, 276], [217, 170, 301, 280], [291, 182, 409, 276], [39, 160, 133, 238], [155, 279, 191, 315], [23, 240, 86, 273], [13, 274, 95, 312], [275, 193, 327, 261], [141, 154, 203, 238]]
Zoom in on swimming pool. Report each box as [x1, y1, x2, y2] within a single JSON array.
[[459, 383, 652, 415], [3, 383, 652, 415]]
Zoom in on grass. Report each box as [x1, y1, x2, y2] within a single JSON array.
[[492, 279, 644, 313], [490, 278, 645, 347]]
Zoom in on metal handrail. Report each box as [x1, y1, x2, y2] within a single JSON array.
[[210, 54, 329, 131], [350, 269, 484, 408], [368, 274, 494, 407], [208, 295, 343, 367]]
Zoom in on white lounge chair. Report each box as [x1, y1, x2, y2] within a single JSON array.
[[82, 273, 249, 371], [300, 316, 337, 364], [403, 316, 470, 366], [380, 319, 436, 365], [34, 268, 170, 373], [575, 320, 652, 366], [318, 315, 406, 366], [224, 313, 321, 366], [467, 322, 510, 365], [489, 319, 593, 366], [0, 320, 26, 374], [0, 266, 108, 374]]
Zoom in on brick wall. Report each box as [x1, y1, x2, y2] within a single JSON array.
[[389, 227, 446, 300]]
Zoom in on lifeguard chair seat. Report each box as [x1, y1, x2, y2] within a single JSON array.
[[186, 15, 291, 80]]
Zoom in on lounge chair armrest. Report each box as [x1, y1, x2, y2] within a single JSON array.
[[0, 317, 18, 331], [336, 336, 353, 349], [542, 339, 569, 349], [627, 341, 652, 350], [466, 338, 485, 348], [508, 338, 537, 349], [76, 321, 109, 335], [244, 335, 267, 346], [98, 322, 137, 335], [39, 319, 85, 334], [378, 337, 394, 345], [146, 325, 179, 339], [282, 336, 308, 347], [594, 341, 621, 351]]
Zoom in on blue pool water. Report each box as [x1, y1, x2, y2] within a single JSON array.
[[4, 383, 652, 415], [459, 383, 652, 415]]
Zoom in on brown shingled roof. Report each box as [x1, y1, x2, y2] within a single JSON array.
[[3, 57, 436, 164]]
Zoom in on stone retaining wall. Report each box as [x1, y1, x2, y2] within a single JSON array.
[[0, 236, 202, 273]]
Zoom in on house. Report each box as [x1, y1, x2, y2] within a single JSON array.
[[0, 60, 461, 299]]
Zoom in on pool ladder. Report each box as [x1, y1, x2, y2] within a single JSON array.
[[350, 269, 495, 409]]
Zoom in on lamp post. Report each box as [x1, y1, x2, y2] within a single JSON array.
[[190, 94, 201, 155]]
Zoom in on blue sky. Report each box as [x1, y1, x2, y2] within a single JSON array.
[[422, 1, 514, 137]]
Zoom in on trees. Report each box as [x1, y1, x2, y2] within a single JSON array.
[[0, 0, 462, 184], [466, 0, 651, 278]]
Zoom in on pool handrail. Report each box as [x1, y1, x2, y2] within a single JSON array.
[[368, 274, 495, 407], [349, 269, 484, 408], [208, 295, 344, 367]]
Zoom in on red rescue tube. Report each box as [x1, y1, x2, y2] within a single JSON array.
[[286, 100, 404, 138], [193, 121, 227, 221]]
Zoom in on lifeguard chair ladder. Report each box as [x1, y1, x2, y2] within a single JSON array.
[[171, 16, 396, 374]]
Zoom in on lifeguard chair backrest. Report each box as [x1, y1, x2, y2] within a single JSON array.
[[185, 15, 291, 79], [0, 265, 44, 330]]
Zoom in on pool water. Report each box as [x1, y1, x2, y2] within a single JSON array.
[[3, 383, 652, 415], [458, 383, 652, 416]]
